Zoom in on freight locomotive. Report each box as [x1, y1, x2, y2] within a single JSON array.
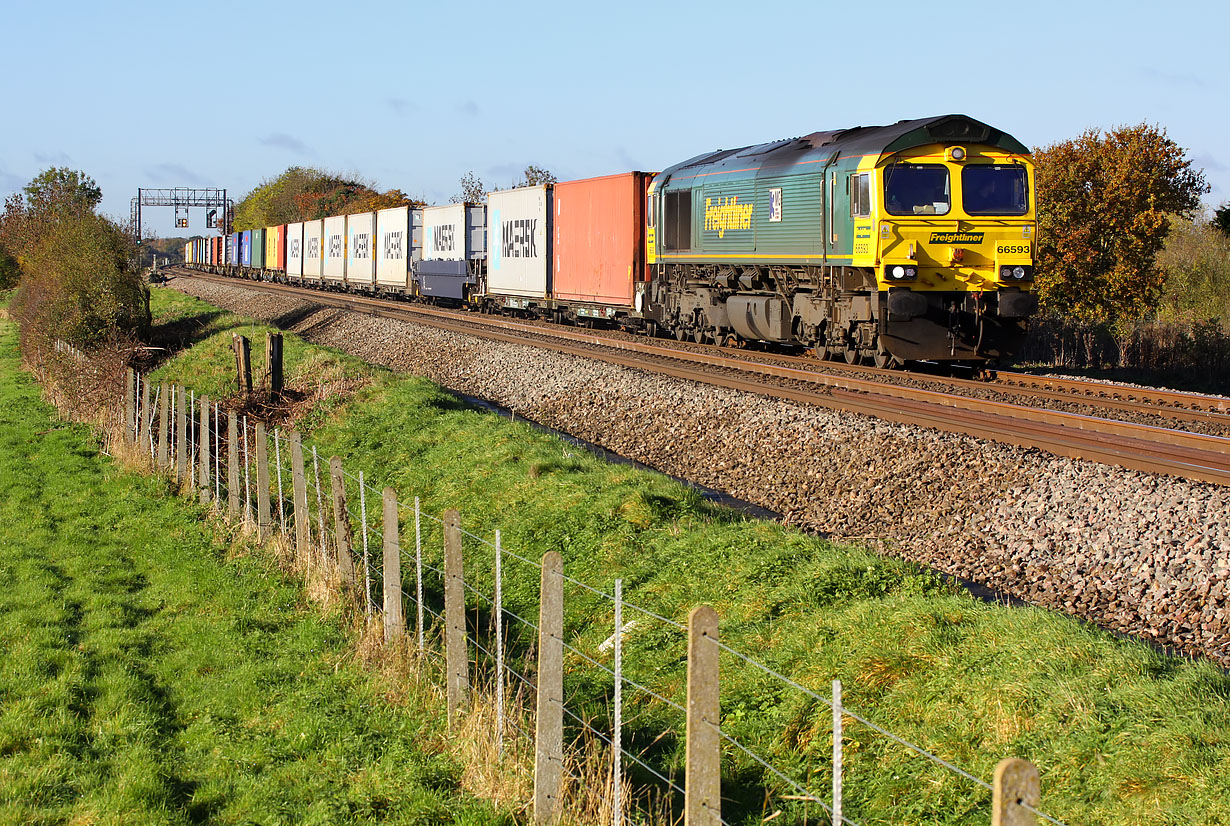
[[185, 114, 1038, 366]]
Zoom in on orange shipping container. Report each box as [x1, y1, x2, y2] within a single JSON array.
[[552, 172, 651, 307]]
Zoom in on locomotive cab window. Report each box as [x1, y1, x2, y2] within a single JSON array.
[[962, 165, 1029, 215], [850, 173, 871, 217], [884, 163, 950, 216]]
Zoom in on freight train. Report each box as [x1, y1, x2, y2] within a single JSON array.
[[185, 114, 1038, 366]]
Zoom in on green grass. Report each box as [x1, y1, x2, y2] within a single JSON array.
[[0, 313, 504, 824], [142, 288, 1230, 825]]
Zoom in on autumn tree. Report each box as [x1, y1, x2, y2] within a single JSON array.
[[521, 165, 556, 187], [452, 171, 485, 204], [1032, 123, 1208, 325], [232, 167, 420, 229], [3, 168, 146, 352]]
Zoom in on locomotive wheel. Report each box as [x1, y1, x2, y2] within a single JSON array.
[[873, 351, 892, 369], [675, 328, 687, 341], [844, 347, 860, 365], [813, 342, 829, 360], [693, 328, 705, 344]]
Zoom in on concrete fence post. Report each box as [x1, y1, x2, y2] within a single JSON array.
[[157, 383, 170, 469], [444, 509, 469, 723], [290, 432, 308, 562], [227, 411, 240, 518], [175, 385, 187, 482], [686, 605, 721, 826], [329, 456, 357, 586], [125, 369, 135, 443], [534, 550, 564, 825], [992, 758, 1040, 826], [382, 488, 404, 643], [198, 395, 210, 505], [255, 422, 271, 538], [139, 375, 151, 455]]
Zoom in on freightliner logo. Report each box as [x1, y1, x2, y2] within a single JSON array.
[[929, 231, 984, 244]]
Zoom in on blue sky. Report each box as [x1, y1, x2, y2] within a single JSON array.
[[2, 0, 1226, 238]]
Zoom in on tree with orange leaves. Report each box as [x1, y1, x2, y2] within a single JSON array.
[[1033, 124, 1208, 325]]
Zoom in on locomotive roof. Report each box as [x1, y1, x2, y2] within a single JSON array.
[[655, 115, 1029, 187]]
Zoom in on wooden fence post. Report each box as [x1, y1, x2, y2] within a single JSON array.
[[139, 377, 152, 456], [266, 332, 283, 397], [157, 383, 170, 468], [444, 508, 469, 723], [329, 457, 357, 585], [227, 411, 240, 518], [534, 550, 564, 825], [290, 432, 309, 562], [233, 333, 252, 393], [175, 385, 187, 482], [255, 422, 271, 538], [686, 605, 721, 826], [198, 395, 210, 505], [383, 488, 405, 642], [992, 758, 1040, 826], [125, 369, 135, 443]]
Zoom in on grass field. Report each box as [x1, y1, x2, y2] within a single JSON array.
[[138, 286, 1230, 826], [0, 313, 505, 824]]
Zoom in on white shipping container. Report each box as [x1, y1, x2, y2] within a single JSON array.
[[488, 186, 550, 298], [376, 206, 410, 289], [286, 222, 304, 279], [323, 215, 346, 282], [303, 219, 324, 281], [422, 204, 467, 261], [347, 211, 376, 288]]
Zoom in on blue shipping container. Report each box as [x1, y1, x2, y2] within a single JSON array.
[[241, 230, 252, 267]]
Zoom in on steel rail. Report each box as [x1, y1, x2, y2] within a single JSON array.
[[175, 270, 1230, 485]]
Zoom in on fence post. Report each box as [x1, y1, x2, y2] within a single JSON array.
[[833, 680, 842, 826], [613, 578, 623, 826], [415, 496, 424, 653], [188, 389, 195, 483], [233, 333, 252, 393], [275, 428, 286, 534], [157, 383, 170, 468], [175, 385, 187, 482], [444, 508, 469, 723], [534, 550, 564, 825], [329, 456, 356, 585], [266, 332, 283, 397], [198, 395, 210, 505], [256, 422, 271, 538], [227, 411, 240, 518], [360, 471, 372, 619], [290, 431, 309, 562], [125, 369, 135, 443], [242, 417, 251, 527], [139, 376, 151, 456], [686, 605, 721, 826], [313, 447, 326, 565], [992, 758, 1040, 826], [382, 488, 404, 643], [495, 529, 504, 756]]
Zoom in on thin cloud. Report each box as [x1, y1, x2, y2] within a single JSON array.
[[614, 145, 643, 172], [1193, 153, 1227, 173], [33, 150, 73, 165], [1138, 67, 1208, 89], [385, 97, 414, 116], [144, 162, 208, 186], [457, 99, 480, 117], [259, 133, 313, 155]]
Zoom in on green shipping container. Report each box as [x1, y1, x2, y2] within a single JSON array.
[[252, 228, 266, 270]]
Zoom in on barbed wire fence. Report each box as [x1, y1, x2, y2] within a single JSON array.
[[117, 366, 1062, 826]]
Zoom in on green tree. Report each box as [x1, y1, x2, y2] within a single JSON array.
[[23, 167, 102, 216], [1032, 123, 1209, 325], [1213, 202, 1230, 237], [521, 165, 556, 186], [0, 243, 18, 290], [1158, 214, 1230, 324]]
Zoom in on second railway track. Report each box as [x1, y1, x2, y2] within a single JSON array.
[[176, 268, 1230, 487]]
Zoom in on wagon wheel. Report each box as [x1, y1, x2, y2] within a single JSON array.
[[693, 328, 706, 344], [675, 327, 688, 341]]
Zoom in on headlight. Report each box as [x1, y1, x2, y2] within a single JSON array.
[[999, 266, 1034, 281], [886, 265, 917, 281]]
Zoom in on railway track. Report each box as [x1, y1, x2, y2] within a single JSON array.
[[174, 269, 1230, 486]]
